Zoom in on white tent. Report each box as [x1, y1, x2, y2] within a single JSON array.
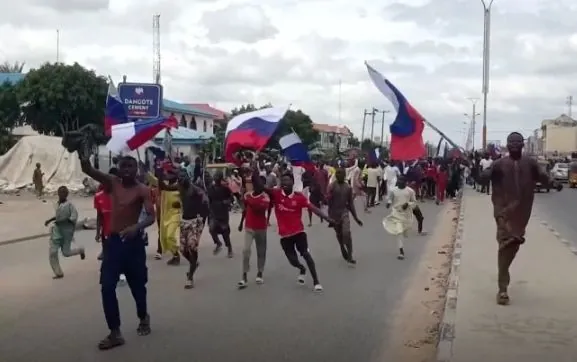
[[0, 135, 85, 192]]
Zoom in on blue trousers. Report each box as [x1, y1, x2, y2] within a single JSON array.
[[100, 233, 148, 331]]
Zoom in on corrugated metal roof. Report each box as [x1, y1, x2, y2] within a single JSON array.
[[162, 99, 216, 118], [186, 103, 228, 119], [0, 73, 25, 85]]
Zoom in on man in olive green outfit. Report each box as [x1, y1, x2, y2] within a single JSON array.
[[46, 186, 86, 278]]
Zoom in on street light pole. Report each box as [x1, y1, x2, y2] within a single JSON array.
[[361, 109, 373, 142], [481, 0, 494, 150]]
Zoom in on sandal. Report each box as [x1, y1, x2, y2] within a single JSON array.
[[496, 292, 510, 305], [137, 315, 151, 336], [98, 332, 125, 350]]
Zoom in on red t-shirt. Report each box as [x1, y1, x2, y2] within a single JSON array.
[[271, 188, 311, 238], [94, 191, 112, 237], [244, 192, 270, 230]]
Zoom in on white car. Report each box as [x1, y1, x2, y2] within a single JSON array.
[[551, 163, 569, 182]]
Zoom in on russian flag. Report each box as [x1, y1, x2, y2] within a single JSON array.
[[367, 147, 380, 164], [365, 62, 425, 161], [106, 116, 178, 154], [104, 79, 127, 137], [279, 132, 314, 170], [224, 107, 286, 164]]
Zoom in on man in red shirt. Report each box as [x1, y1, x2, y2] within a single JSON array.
[[270, 172, 334, 292], [237, 175, 270, 289]]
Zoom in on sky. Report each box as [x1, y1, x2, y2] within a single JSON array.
[[1, 0, 576, 147]]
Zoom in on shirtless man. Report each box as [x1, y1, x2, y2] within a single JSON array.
[[80, 153, 155, 350], [481, 132, 548, 305]]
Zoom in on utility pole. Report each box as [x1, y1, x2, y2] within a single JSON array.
[[361, 109, 373, 143], [338, 80, 342, 123], [370, 107, 377, 143], [466, 98, 479, 150], [374, 109, 390, 146], [567, 95, 573, 118], [153, 14, 161, 84]]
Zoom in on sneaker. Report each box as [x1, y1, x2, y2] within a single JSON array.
[[80, 249, 86, 260], [237, 279, 247, 289], [313, 284, 323, 292], [167, 255, 180, 266], [397, 254, 405, 260], [297, 274, 306, 285], [154, 253, 162, 260], [347, 259, 357, 267], [255, 276, 264, 285], [184, 279, 194, 289], [227, 250, 234, 258], [118, 274, 127, 286]]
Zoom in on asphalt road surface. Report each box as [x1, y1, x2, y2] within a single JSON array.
[[533, 186, 577, 241], [0, 201, 442, 362]]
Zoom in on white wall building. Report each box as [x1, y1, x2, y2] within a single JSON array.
[[312, 123, 352, 151]]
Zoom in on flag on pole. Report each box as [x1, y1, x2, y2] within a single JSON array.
[[104, 78, 127, 137], [224, 107, 287, 164], [106, 116, 178, 154], [279, 132, 314, 170], [365, 62, 425, 161]]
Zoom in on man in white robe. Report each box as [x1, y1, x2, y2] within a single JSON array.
[[384, 162, 401, 197], [383, 176, 417, 260]]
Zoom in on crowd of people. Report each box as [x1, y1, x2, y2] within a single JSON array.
[[45, 141, 495, 350]]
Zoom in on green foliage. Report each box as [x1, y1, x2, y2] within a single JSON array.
[[229, 103, 319, 150], [0, 81, 21, 153], [348, 136, 360, 148], [17, 62, 108, 137], [360, 138, 378, 151], [0, 61, 25, 73]]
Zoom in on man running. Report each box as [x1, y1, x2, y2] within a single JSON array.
[[327, 168, 363, 265], [237, 175, 270, 288], [383, 175, 417, 260], [159, 169, 209, 288], [481, 132, 548, 305], [270, 172, 334, 292], [208, 171, 234, 258], [80, 154, 155, 350]]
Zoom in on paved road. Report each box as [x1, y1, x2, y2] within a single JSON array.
[[533, 187, 577, 241], [0, 201, 441, 362]]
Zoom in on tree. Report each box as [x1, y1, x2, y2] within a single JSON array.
[[17, 62, 108, 137], [0, 61, 25, 73], [348, 136, 360, 148], [0, 81, 22, 153], [360, 138, 378, 151]]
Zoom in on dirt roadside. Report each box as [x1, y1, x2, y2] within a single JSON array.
[[381, 201, 459, 362]]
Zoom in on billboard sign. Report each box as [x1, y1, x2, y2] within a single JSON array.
[[118, 82, 163, 119]]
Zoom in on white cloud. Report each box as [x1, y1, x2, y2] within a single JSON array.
[[1, 0, 576, 147]]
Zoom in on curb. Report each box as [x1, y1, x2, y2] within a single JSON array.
[[0, 218, 96, 247], [435, 191, 466, 362]]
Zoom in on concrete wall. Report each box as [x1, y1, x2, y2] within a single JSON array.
[[543, 124, 577, 154]]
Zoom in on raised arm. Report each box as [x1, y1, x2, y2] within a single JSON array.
[[80, 158, 114, 188], [530, 159, 549, 184]]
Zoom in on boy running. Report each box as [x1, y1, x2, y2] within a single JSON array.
[[270, 172, 334, 292], [237, 175, 270, 289]]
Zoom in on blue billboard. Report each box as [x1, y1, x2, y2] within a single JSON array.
[[118, 83, 163, 119]]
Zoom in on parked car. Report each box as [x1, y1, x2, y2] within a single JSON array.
[[551, 162, 569, 182], [535, 160, 563, 192]]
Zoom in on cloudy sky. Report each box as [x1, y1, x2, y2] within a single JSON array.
[[1, 0, 576, 146]]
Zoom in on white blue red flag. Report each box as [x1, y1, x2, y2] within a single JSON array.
[[279, 132, 314, 170], [224, 107, 286, 164], [106, 116, 178, 154], [104, 78, 127, 137], [365, 62, 425, 161]]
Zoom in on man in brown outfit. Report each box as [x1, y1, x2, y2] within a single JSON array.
[[481, 132, 548, 305]]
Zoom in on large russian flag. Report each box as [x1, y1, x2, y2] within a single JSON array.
[[365, 62, 425, 161], [224, 107, 287, 164], [106, 115, 178, 154], [104, 80, 127, 137], [279, 132, 314, 170]]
